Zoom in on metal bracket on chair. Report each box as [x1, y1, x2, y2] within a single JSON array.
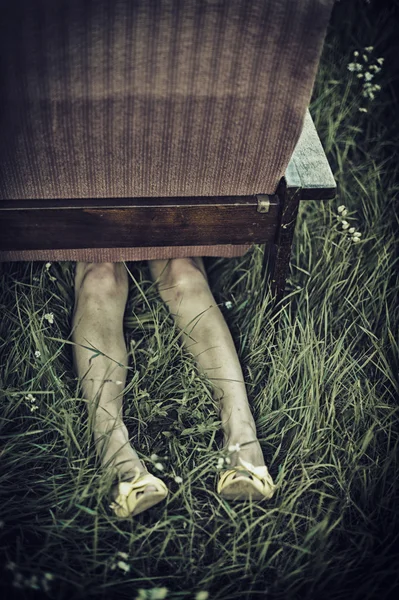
[[256, 194, 271, 213]]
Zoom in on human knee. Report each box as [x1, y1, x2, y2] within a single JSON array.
[[162, 258, 208, 297], [77, 262, 128, 299]]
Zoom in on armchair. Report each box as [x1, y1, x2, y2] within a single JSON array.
[[0, 0, 336, 308]]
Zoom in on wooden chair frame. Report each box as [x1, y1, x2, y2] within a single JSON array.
[[0, 110, 336, 307]]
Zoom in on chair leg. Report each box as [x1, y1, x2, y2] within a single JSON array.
[[260, 241, 276, 298], [260, 180, 301, 321]]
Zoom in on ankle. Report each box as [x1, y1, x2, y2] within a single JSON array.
[[221, 416, 257, 443]]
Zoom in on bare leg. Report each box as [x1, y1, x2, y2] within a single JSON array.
[[71, 262, 158, 500], [148, 257, 266, 472]]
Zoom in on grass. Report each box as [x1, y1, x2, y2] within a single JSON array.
[[1, 1, 398, 599]]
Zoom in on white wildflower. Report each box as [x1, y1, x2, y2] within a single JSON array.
[[348, 227, 356, 234], [117, 551, 129, 560], [224, 300, 233, 310], [359, 107, 368, 113], [376, 57, 384, 65], [44, 313, 54, 324], [150, 454, 159, 461], [45, 262, 52, 269], [353, 231, 362, 238], [117, 561, 130, 573], [348, 62, 362, 72], [341, 209, 348, 216], [357, 73, 364, 78], [196, 592, 210, 600], [44, 573, 54, 580], [216, 457, 225, 469], [353, 51, 359, 57], [34, 350, 41, 358], [365, 46, 373, 52], [362, 54, 368, 62], [364, 72, 373, 81], [174, 475, 183, 484], [352, 237, 361, 243], [228, 443, 241, 453], [30, 405, 39, 412], [337, 205, 346, 213], [154, 462, 164, 471], [150, 587, 168, 599], [341, 221, 350, 230], [25, 393, 36, 402]]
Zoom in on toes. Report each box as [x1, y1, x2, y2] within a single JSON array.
[[232, 471, 253, 481], [136, 485, 158, 499]]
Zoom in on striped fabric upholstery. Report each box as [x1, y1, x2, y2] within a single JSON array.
[[0, 0, 333, 263]]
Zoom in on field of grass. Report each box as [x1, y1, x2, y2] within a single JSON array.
[[1, 1, 398, 599]]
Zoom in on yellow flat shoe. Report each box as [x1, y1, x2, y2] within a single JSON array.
[[217, 458, 276, 501], [109, 471, 169, 518]]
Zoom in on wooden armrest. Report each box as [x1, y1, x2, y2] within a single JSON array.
[[285, 109, 336, 200]]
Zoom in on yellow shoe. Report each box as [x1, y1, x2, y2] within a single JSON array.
[[217, 458, 276, 501], [110, 471, 169, 518]]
